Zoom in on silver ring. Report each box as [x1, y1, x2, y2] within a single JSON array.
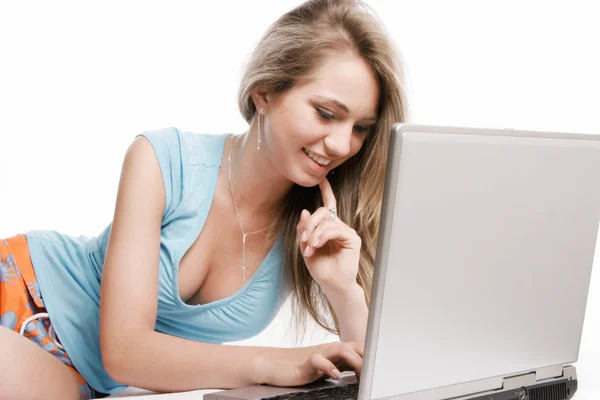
[[328, 207, 337, 221]]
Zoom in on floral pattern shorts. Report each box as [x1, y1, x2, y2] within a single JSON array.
[[0, 235, 97, 399]]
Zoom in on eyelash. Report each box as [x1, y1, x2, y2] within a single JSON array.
[[315, 108, 370, 135]]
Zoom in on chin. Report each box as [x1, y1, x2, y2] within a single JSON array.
[[284, 165, 320, 187], [294, 179, 319, 188], [293, 171, 327, 187]]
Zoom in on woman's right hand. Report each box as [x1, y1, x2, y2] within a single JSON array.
[[254, 341, 364, 387]]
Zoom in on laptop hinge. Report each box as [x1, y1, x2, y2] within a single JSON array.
[[535, 364, 564, 381], [502, 372, 536, 390], [502, 365, 564, 390]]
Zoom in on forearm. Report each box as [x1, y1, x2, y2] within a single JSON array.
[[324, 283, 369, 342], [106, 330, 267, 392]]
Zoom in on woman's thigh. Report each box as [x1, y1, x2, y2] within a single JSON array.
[[0, 325, 82, 400]]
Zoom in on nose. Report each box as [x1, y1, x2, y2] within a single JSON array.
[[323, 125, 353, 158]]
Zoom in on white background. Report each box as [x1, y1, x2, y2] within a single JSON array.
[[1, 0, 598, 398]]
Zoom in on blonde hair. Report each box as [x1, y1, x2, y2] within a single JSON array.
[[238, 0, 409, 341]]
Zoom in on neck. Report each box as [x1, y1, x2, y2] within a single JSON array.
[[228, 121, 294, 220]]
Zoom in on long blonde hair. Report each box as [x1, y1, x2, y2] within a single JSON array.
[[238, 0, 409, 340]]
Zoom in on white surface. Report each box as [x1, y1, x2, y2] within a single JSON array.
[[107, 351, 600, 399]]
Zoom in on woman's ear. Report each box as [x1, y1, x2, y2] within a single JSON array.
[[251, 85, 271, 113]]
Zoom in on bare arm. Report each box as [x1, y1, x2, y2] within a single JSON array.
[[324, 283, 369, 343], [106, 330, 269, 391], [99, 136, 265, 391]]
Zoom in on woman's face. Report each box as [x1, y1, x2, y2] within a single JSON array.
[[260, 51, 380, 187]]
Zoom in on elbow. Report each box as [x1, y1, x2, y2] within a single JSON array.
[[101, 329, 143, 385], [101, 338, 129, 383]]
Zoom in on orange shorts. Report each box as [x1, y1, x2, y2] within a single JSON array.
[[0, 235, 97, 399]]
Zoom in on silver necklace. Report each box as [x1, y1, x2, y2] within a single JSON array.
[[228, 134, 272, 281]]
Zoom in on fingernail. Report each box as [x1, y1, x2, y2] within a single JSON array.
[[313, 237, 320, 246], [332, 369, 341, 379], [304, 246, 310, 256], [301, 231, 307, 241]]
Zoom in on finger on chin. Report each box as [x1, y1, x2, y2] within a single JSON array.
[[319, 178, 337, 209]]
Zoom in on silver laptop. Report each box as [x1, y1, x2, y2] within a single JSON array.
[[205, 123, 600, 400]]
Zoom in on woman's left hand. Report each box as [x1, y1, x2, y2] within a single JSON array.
[[296, 177, 361, 294]]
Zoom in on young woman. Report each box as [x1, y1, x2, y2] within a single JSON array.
[[0, 0, 408, 398]]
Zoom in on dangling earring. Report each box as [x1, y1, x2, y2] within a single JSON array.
[[257, 107, 264, 150]]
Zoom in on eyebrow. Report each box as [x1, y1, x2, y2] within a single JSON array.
[[314, 94, 378, 121]]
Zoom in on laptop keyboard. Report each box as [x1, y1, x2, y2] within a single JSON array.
[[260, 383, 359, 400]]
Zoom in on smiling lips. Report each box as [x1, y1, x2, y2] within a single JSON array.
[[302, 147, 332, 166]]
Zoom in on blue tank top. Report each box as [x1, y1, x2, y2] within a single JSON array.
[[25, 128, 289, 394]]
